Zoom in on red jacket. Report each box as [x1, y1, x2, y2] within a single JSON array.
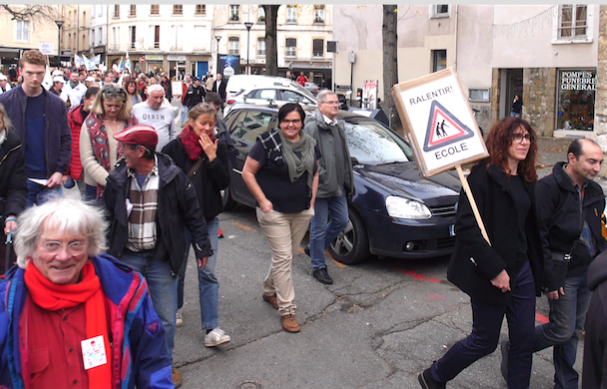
[[67, 104, 87, 180], [296, 75, 308, 86]]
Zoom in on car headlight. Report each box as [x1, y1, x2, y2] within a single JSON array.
[[385, 196, 432, 219]]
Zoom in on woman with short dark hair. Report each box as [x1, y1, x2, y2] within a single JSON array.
[[418, 117, 544, 389], [242, 103, 319, 333]]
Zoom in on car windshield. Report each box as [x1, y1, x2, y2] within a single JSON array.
[[344, 119, 414, 164]]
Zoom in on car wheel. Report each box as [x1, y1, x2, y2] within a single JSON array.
[[221, 186, 237, 211], [328, 209, 369, 265]]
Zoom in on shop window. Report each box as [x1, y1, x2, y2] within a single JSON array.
[[432, 50, 446, 72], [150, 5, 159, 15], [258, 6, 265, 23], [230, 5, 240, 22], [286, 38, 296, 57], [557, 69, 596, 131], [16, 20, 30, 42], [313, 39, 323, 57], [228, 37, 239, 55], [430, 5, 449, 18], [553, 5, 593, 43], [195, 5, 206, 15], [257, 38, 266, 56], [314, 5, 325, 24], [286, 6, 297, 23]]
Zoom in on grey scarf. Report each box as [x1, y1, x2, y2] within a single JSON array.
[[277, 129, 316, 194]]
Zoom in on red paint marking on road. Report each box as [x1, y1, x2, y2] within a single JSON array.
[[535, 313, 549, 324], [398, 269, 443, 284], [428, 294, 446, 301], [326, 250, 347, 268]]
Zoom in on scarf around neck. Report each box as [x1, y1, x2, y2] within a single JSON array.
[[24, 260, 112, 389], [179, 125, 214, 161]]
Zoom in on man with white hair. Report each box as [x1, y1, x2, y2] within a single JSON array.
[[0, 74, 11, 94], [62, 71, 87, 107], [132, 84, 177, 151], [0, 198, 174, 387]]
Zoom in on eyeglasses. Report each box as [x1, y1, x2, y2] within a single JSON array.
[[282, 119, 301, 126], [38, 240, 87, 255], [322, 101, 339, 106], [512, 133, 531, 143], [102, 87, 126, 96]]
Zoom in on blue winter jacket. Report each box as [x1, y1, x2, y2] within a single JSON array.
[[0, 86, 72, 177], [0, 254, 174, 389]]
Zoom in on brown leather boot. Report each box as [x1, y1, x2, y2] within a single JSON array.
[[172, 366, 182, 388], [263, 293, 279, 309], [281, 314, 300, 333]]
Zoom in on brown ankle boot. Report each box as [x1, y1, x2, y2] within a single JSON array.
[[281, 314, 300, 332]]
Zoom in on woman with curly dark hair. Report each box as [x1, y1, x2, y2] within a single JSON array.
[[418, 117, 544, 389]]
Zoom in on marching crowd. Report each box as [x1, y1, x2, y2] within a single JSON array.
[[0, 49, 607, 389]]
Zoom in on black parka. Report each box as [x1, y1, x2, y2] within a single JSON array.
[[447, 162, 544, 305], [0, 130, 27, 220]]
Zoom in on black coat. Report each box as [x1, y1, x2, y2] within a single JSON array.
[[536, 162, 607, 292], [447, 163, 544, 305], [583, 250, 607, 388], [183, 85, 206, 108], [0, 130, 27, 221], [102, 153, 212, 275], [212, 80, 226, 101], [162, 138, 230, 221]]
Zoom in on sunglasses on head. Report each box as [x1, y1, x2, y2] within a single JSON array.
[[102, 87, 126, 96]]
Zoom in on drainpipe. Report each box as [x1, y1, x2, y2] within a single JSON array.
[[453, 4, 458, 70]]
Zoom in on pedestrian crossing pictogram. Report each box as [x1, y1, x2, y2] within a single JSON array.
[[423, 100, 475, 152]]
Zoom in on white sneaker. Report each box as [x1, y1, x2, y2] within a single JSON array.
[[204, 328, 231, 347], [176, 311, 184, 327]]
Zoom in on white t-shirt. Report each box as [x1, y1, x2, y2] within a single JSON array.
[[132, 102, 177, 151]]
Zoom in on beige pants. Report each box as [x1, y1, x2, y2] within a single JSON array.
[[256, 207, 314, 315]]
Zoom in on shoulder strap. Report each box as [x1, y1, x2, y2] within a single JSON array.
[[187, 157, 205, 178]]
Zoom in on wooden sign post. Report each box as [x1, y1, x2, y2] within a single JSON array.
[[391, 68, 491, 244]]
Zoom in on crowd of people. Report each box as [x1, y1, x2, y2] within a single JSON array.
[[0, 49, 607, 389]]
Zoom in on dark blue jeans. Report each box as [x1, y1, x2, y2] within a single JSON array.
[[309, 193, 348, 270], [533, 272, 591, 389], [432, 261, 536, 389], [26, 180, 63, 208]]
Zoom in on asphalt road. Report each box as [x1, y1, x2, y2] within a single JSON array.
[[173, 204, 583, 389]]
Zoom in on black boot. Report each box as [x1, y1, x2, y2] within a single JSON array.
[[418, 367, 446, 389]]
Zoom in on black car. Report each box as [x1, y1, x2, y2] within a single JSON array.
[[221, 106, 462, 264]]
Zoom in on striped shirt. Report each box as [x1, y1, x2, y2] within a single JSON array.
[[126, 159, 159, 252]]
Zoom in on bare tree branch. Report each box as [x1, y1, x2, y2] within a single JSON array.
[[1, 4, 60, 22]]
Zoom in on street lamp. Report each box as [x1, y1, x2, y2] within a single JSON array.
[[244, 22, 253, 75], [55, 20, 65, 67], [215, 35, 222, 54]]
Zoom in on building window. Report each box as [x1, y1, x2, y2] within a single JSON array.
[[113, 5, 120, 18], [154, 25, 160, 49], [557, 69, 596, 131], [313, 39, 323, 57], [314, 5, 325, 24], [150, 5, 159, 15], [286, 38, 296, 57], [173, 5, 183, 15], [429, 5, 450, 18], [230, 5, 240, 22], [195, 5, 206, 15], [129, 5, 136, 17], [129, 26, 136, 49], [257, 38, 266, 56], [552, 4, 593, 44], [258, 6, 265, 23], [98, 27, 102, 46], [228, 37, 239, 55], [286, 6, 297, 23], [91, 30, 95, 46], [432, 50, 447, 72], [16, 20, 30, 42]]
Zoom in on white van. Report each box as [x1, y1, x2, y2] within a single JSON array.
[[224, 75, 317, 115]]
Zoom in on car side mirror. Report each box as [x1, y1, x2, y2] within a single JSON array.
[[351, 156, 359, 165]]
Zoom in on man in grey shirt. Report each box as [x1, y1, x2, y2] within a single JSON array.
[[132, 84, 177, 151]]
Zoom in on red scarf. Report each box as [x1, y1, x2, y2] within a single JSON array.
[[24, 261, 112, 389], [179, 125, 213, 161]]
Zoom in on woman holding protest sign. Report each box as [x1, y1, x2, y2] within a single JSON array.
[[418, 116, 544, 389]]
